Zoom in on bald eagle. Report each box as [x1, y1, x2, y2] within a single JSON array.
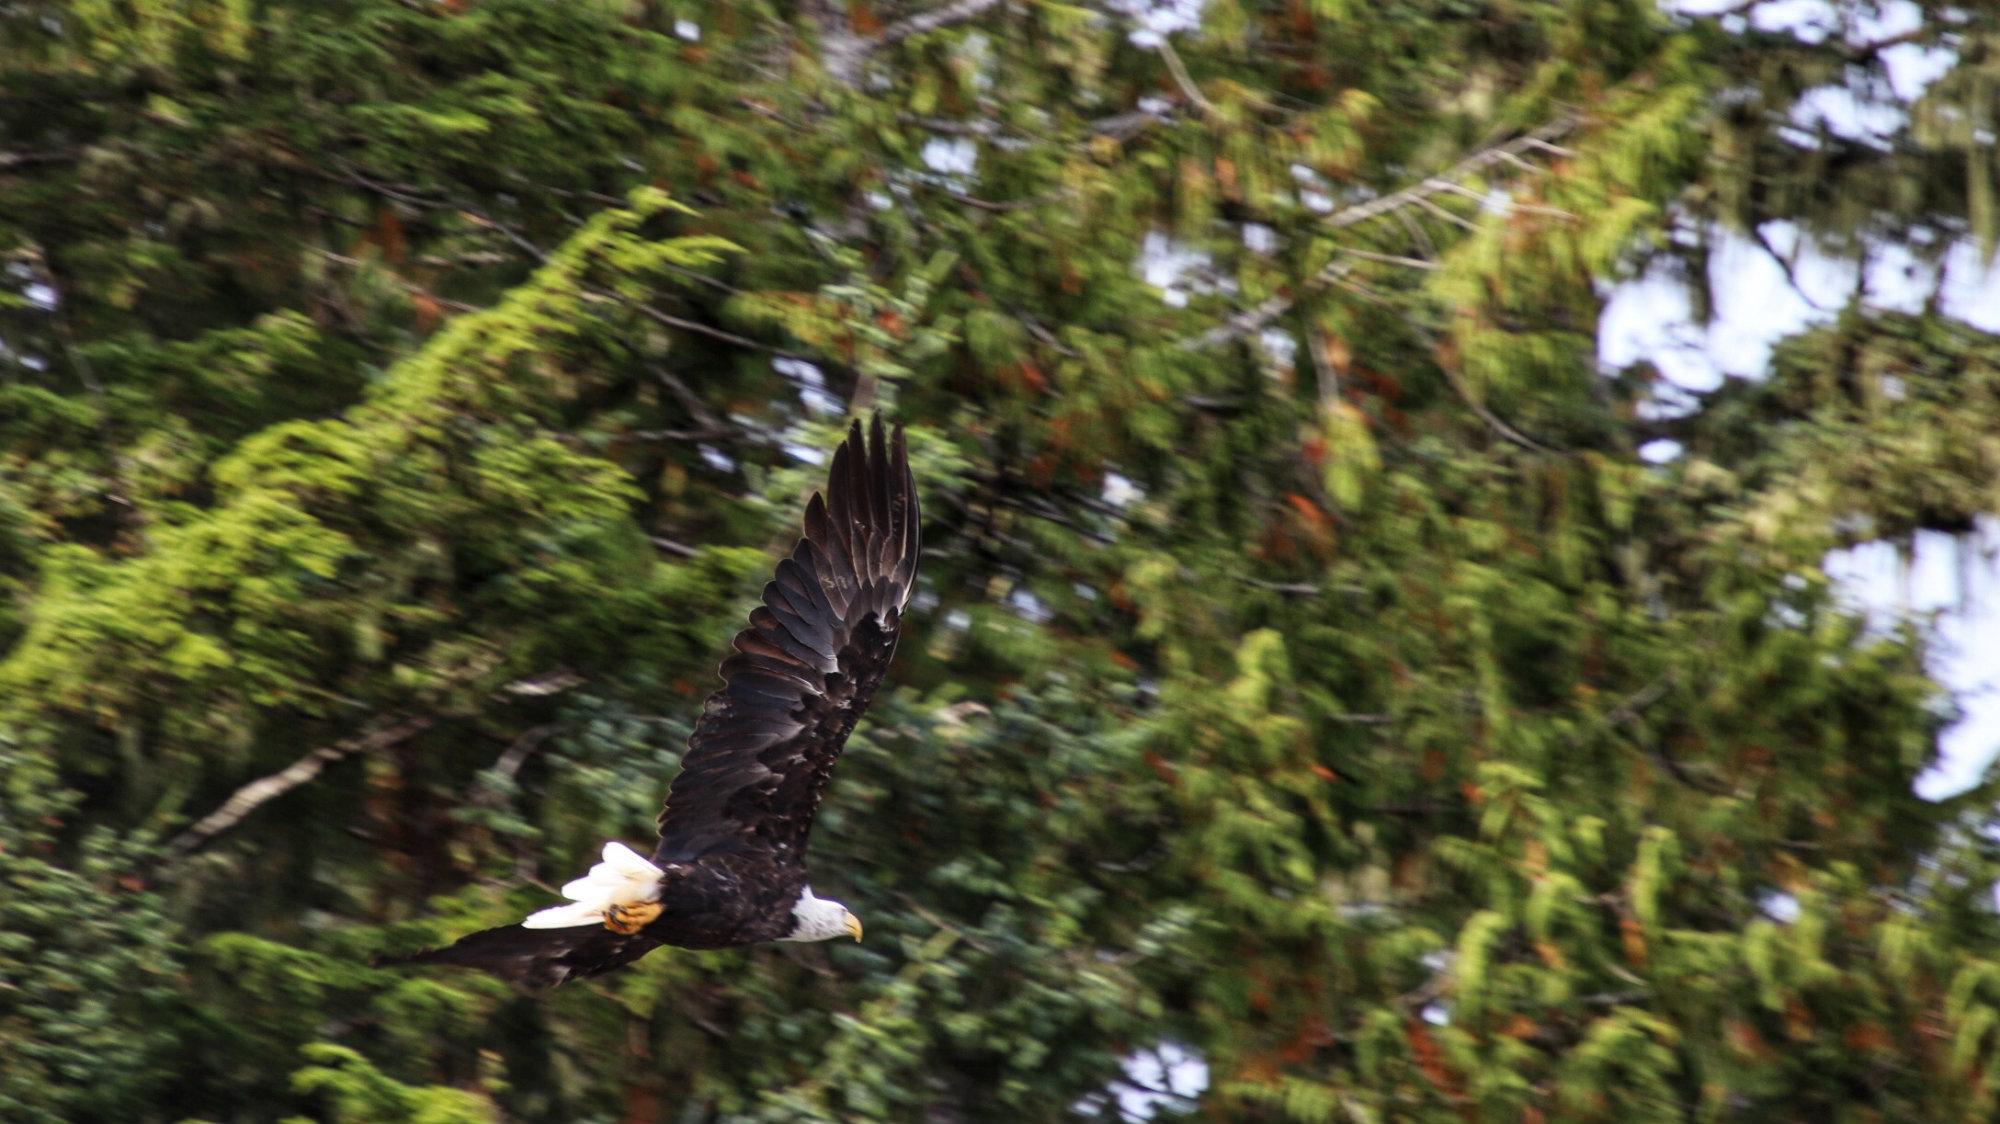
[[384, 416, 919, 988]]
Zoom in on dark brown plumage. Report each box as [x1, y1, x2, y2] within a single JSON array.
[[381, 417, 920, 987]]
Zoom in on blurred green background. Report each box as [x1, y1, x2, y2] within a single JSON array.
[[6, 0, 2000, 1120]]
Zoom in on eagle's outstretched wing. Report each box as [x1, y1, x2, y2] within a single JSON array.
[[653, 416, 920, 865]]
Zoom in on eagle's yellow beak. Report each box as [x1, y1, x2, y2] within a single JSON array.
[[843, 913, 864, 942]]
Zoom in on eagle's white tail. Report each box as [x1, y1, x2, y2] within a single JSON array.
[[522, 842, 663, 929]]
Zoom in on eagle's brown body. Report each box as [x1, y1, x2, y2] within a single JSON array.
[[382, 418, 919, 988]]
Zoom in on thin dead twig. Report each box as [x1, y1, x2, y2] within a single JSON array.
[[823, 0, 1006, 87], [166, 717, 434, 858], [318, 250, 479, 313], [1186, 118, 1581, 350], [1320, 117, 1577, 234], [1155, 38, 1221, 122], [1443, 365, 1557, 454]]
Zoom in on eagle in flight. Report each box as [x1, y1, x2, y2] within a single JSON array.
[[385, 416, 919, 988]]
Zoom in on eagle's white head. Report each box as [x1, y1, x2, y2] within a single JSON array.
[[783, 887, 863, 942]]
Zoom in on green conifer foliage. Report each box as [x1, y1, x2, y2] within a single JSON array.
[[5, 0, 2000, 1119]]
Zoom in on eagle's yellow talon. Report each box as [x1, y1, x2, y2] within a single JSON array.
[[605, 901, 662, 935]]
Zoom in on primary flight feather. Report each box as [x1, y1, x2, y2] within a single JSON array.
[[383, 416, 920, 988]]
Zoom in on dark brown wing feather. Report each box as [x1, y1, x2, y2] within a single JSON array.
[[653, 416, 920, 865], [374, 925, 660, 990]]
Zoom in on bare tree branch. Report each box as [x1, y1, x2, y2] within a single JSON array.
[[1748, 222, 1830, 312], [0, 149, 79, 170], [1318, 117, 1577, 235], [1183, 263, 1356, 351], [1155, 38, 1221, 122], [1185, 117, 1580, 351], [1333, 247, 1440, 270], [317, 250, 480, 313], [492, 723, 560, 783], [823, 0, 1007, 87], [166, 716, 434, 858], [1409, 192, 1479, 231], [586, 287, 806, 361], [1444, 364, 1558, 454]]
